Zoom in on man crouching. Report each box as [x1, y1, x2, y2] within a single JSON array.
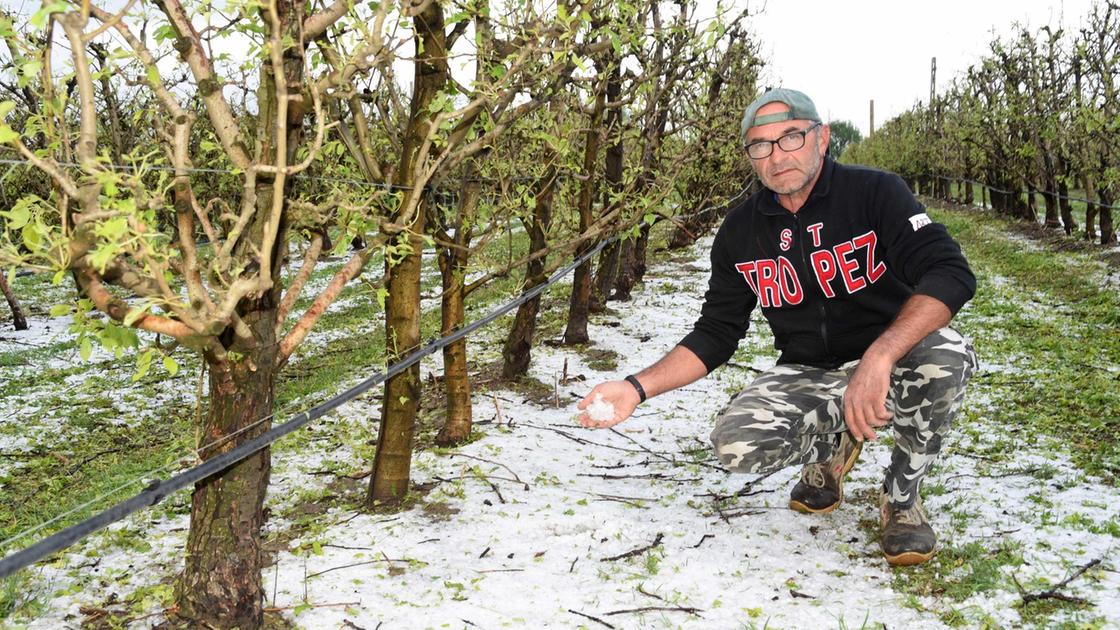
[[578, 88, 976, 566]]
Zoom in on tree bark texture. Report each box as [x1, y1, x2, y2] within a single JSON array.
[[177, 307, 277, 628], [1098, 187, 1116, 245], [1057, 179, 1076, 235], [1082, 175, 1098, 241], [0, 273, 28, 331], [589, 61, 624, 312], [435, 177, 480, 446], [502, 167, 556, 378], [563, 74, 606, 345], [370, 2, 447, 504]]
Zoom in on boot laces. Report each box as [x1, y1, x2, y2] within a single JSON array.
[[801, 462, 826, 488], [893, 500, 928, 527]]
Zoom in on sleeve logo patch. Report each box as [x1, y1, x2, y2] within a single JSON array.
[[909, 213, 932, 231]]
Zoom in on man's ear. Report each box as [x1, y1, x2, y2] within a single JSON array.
[[819, 124, 831, 156]]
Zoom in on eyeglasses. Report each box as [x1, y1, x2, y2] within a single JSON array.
[[745, 122, 822, 160]]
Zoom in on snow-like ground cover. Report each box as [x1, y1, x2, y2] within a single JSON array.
[[4, 216, 1119, 628]]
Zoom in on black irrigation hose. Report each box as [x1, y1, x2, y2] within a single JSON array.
[[0, 183, 752, 580], [931, 175, 1119, 211]]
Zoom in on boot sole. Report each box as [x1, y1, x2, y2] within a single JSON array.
[[883, 548, 935, 566], [788, 439, 863, 515]]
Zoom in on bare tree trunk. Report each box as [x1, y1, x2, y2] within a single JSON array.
[[1099, 187, 1116, 246], [589, 60, 624, 313], [502, 167, 556, 378], [1042, 187, 1060, 228], [1083, 175, 1098, 241], [563, 73, 606, 345], [178, 309, 277, 628], [590, 241, 620, 313], [371, 2, 447, 504], [0, 273, 28, 331], [436, 178, 480, 446], [1058, 179, 1076, 235]]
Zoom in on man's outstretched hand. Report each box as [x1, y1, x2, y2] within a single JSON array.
[[843, 355, 893, 441], [577, 380, 641, 429]]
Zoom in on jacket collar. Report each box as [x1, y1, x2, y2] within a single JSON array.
[[758, 157, 836, 216]]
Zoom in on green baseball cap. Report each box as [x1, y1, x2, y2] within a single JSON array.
[[740, 88, 821, 142]]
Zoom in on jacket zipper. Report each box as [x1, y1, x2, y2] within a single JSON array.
[[793, 213, 831, 356]]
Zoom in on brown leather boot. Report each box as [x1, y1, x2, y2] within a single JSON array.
[[788, 431, 862, 514], [880, 491, 937, 566]]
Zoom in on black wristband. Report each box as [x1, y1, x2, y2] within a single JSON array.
[[624, 375, 647, 403]]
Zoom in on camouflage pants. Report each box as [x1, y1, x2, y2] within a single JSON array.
[[710, 327, 977, 507]]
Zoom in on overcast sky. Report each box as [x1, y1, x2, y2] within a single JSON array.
[[744, 0, 1101, 137]]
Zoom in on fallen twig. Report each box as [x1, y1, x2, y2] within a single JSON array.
[[521, 422, 651, 454], [263, 601, 359, 613], [696, 469, 782, 502], [601, 533, 664, 562], [305, 555, 413, 579], [450, 452, 528, 488], [578, 472, 701, 483], [492, 393, 506, 427], [603, 605, 703, 617], [692, 534, 714, 549], [719, 509, 766, 520], [944, 467, 1043, 483], [66, 447, 124, 475], [637, 584, 664, 601], [487, 480, 506, 503], [568, 609, 615, 628], [1014, 558, 1101, 606]]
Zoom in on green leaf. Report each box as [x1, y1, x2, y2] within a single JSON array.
[[0, 125, 19, 144], [31, 1, 71, 29], [133, 349, 154, 381], [17, 60, 43, 90], [162, 355, 179, 376], [21, 222, 42, 250], [95, 216, 129, 240], [146, 65, 160, 86], [88, 244, 117, 272], [153, 24, 176, 42], [79, 337, 93, 361], [5, 204, 30, 229], [52, 269, 66, 285], [293, 603, 311, 615], [0, 101, 15, 119], [122, 303, 149, 326], [49, 303, 70, 317]]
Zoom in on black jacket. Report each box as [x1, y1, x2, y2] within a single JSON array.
[[679, 158, 975, 371]]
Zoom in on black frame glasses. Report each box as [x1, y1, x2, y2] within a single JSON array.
[[745, 122, 822, 160]]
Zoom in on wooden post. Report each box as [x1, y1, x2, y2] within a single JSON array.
[[869, 99, 874, 137]]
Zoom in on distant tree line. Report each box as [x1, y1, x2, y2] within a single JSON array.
[[844, 1, 1119, 245]]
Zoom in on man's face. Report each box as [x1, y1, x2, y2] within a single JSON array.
[[744, 102, 830, 196]]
